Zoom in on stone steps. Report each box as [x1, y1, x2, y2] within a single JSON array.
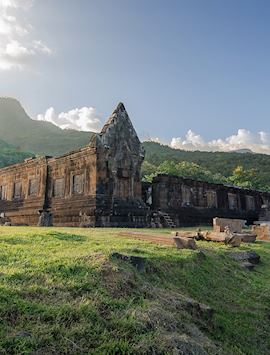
[[158, 211, 176, 228]]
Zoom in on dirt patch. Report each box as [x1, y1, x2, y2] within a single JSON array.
[[158, 332, 219, 355], [118, 231, 174, 246], [100, 261, 138, 298], [132, 296, 219, 354]]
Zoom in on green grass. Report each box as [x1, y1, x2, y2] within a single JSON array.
[[0, 227, 270, 354]]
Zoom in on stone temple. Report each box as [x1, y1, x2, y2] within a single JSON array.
[[0, 102, 270, 227], [0, 103, 149, 227]]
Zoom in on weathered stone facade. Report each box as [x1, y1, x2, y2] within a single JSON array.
[[144, 174, 270, 226], [0, 103, 149, 227], [1, 102, 270, 228], [0, 156, 48, 225], [94, 103, 148, 227]]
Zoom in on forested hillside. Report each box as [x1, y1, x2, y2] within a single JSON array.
[[142, 141, 270, 191], [0, 97, 92, 156], [142, 141, 270, 176], [0, 139, 32, 168], [1, 98, 270, 190]]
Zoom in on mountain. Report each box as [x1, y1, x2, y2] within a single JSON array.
[[1, 98, 270, 188], [232, 149, 254, 154], [142, 141, 270, 186], [0, 138, 33, 168], [0, 97, 93, 156]]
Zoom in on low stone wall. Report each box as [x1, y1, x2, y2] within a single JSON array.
[[252, 225, 270, 241], [144, 175, 270, 227], [213, 217, 246, 233]]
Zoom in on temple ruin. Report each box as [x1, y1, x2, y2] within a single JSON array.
[[0, 102, 270, 227], [0, 103, 148, 227], [145, 174, 270, 226]]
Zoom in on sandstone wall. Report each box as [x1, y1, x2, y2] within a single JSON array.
[[46, 146, 97, 227], [0, 157, 47, 225], [0, 103, 149, 228], [148, 174, 266, 226], [0, 146, 98, 227], [94, 103, 149, 227]]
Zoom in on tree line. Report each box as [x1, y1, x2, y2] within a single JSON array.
[[142, 160, 270, 192]]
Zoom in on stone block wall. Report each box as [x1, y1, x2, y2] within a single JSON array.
[[213, 217, 246, 233], [94, 103, 149, 227], [145, 174, 268, 226], [0, 157, 48, 225], [0, 103, 150, 227], [46, 146, 97, 227]]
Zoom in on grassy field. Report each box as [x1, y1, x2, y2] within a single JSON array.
[[0, 226, 270, 354]]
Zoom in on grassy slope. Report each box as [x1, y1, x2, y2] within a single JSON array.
[[0, 227, 270, 354]]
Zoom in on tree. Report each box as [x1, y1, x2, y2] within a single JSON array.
[[142, 160, 227, 184], [226, 165, 262, 190], [142, 160, 270, 192]]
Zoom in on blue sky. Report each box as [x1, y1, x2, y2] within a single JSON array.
[[0, 0, 270, 153]]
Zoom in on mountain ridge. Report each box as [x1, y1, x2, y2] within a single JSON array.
[[0, 97, 93, 156], [142, 141, 270, 187], [1, 98, 270, 189], [0, 137, 33, 169]]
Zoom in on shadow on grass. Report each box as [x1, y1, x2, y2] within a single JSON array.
[[46, 231, 87, 242], [0, 237, 31, 245]]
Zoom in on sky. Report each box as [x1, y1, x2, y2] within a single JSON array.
[[0, 0, 270, 153]]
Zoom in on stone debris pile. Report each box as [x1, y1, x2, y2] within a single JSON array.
[[172, 217, 259, 249]]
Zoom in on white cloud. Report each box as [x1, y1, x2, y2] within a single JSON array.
[[0, 0, 51, 70], [170, 129, 270, 154], [0, 0, 33, 10], [32, 40, 52, 55], [36, 106, 102, 133], [5, 39, 32, 57], [147, 137, 162, 143]]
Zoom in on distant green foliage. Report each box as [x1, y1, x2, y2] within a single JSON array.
[[0, 139, 32, 168], [227, 165, 265, 190], [0, 97, 92, 156], [143, 160, 226, 184], [0, 98, 270, 191], [142, 141, 270, 191]]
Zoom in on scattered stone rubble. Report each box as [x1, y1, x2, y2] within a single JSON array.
[[172, 217, 258, 248], [213, 217, 246, 233], [171, 217, 265, 270], [173, 236, 197, 250], [252, 222, 270, 241], [224, 226, 242, 247]]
